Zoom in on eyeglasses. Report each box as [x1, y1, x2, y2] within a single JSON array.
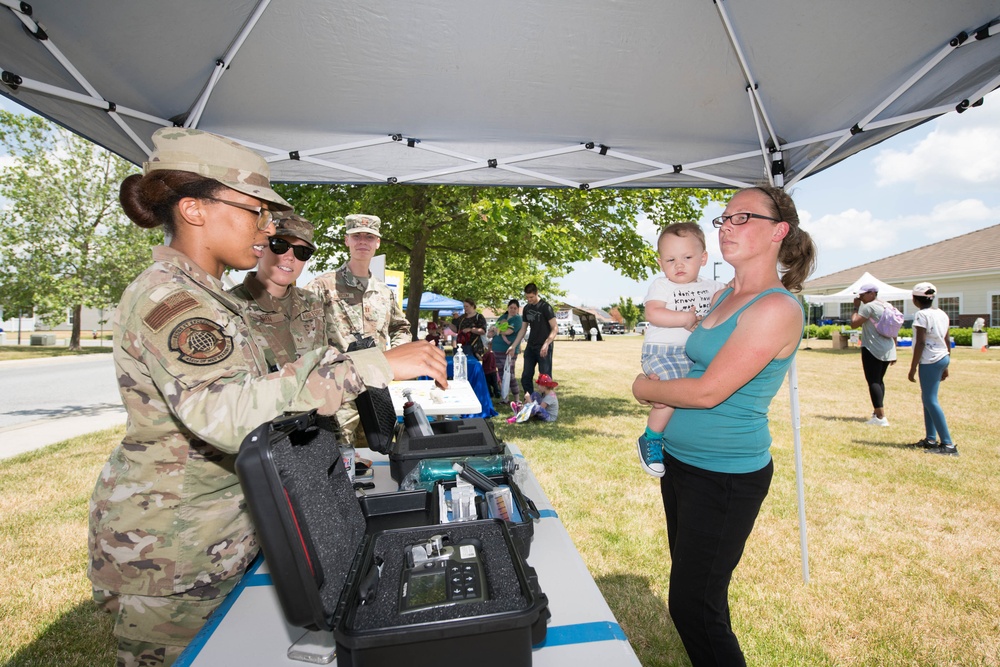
[[268, 236, 314, 261], [711, 212, 780, 228], [206, 197, 274, 230]]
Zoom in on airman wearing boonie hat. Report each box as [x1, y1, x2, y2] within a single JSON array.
[[230, 213, 327, 369], [306, 212, 410, 445], [344, 213, 382, 237], [92, 129, 398, 666]]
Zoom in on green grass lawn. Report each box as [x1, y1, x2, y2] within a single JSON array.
[[3, 336, 999, 666]]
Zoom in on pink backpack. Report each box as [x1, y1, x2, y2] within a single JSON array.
[[871, 301, 904, 338]]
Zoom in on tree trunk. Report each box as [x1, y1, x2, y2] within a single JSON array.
[[404, 233, 430, 340], [69, 304, 82, 350]]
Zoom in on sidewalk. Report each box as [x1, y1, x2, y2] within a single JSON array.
[[0, 353, 125, 461], [0, 406, 127, 460]]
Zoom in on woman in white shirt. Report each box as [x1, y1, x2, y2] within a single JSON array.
[[906, 282, 956, 456]]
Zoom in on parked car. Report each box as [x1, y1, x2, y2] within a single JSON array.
[[603, 322, 626, 334], [635, 321, 649, 334]]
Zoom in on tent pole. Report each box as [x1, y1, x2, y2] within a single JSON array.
[[788, 359, 810, 584]]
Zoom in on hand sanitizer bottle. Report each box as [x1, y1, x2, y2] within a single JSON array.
[[453, 345, 468, 382]]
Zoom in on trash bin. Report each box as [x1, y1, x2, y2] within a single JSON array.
[[831, 331, 848, 349], [972, 331, 988, 349]]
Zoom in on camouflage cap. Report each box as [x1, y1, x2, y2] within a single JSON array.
[[143, 128, 292, 211], [344, 214, 382, 237], [274, 213, 316, 249]]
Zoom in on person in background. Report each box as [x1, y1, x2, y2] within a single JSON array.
[[632, 185, 815, 667], [906, 282, 957, 456], [490, 298, 523, 403], [306, 214, 411, 445], [452, 298, 487, 359], [636, 222, 725, 478], [508, 373, 559, 423], [229, 214, 323, 370], [424, 321, 442, 345], [508, 283, 557, 396], [88, 128, 446, 666], [481, 346, 501, 398], [851, 283, 897, 426]]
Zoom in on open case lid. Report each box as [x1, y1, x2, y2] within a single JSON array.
[[356, 386, 398, 454], [237, 410, 368, 631]]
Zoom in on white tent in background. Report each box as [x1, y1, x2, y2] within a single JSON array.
[[803, 272, 912, 304]]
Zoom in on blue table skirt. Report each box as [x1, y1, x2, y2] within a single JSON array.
[[445, 356, 499, 418]]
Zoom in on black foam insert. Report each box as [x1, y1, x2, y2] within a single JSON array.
[[269, 426, 530, 633], [348, 522, 530, 631]]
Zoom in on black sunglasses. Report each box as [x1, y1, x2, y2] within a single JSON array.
[[268, 236, 314, 261]]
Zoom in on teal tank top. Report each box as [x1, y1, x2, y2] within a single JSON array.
[[663, 287, 801, 474]]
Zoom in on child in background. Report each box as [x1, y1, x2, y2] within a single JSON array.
[[508, 373, 559, 423], [424, 322, 441, 345], [637, 222, 725, 477], [481, 347, 501, 398]]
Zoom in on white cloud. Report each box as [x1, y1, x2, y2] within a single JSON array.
[[873, 96, 1000, 189]]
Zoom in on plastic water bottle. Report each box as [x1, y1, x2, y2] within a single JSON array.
[[453, 345, 468, 382]]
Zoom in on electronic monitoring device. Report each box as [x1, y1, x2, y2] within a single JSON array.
[[400, 535, 487, 613]]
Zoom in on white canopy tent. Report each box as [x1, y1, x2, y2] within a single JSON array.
[[3, 1, 999, 585], [804, 272, 913, 305]]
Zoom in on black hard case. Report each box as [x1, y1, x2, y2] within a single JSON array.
[[235, 410, 550, 666], [355, 386, 504, 482]]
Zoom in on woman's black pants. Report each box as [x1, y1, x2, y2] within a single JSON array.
[[861, 346, 890, 410], [660, 453, 773, 667]]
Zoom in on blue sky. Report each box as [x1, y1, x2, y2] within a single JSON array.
[[4, 93, 998, 309], [560, 92, 1000, 308]]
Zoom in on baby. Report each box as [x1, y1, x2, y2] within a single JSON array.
[[637, 222, 725, 476]]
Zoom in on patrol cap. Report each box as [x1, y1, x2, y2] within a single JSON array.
[[143, 128, 292, 211], [274, 213, 316, 249], [345, 214, 382, 237]]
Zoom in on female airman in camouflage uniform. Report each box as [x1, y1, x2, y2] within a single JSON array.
[[229, 213, 326, 369], [88, 128, 445, 666]]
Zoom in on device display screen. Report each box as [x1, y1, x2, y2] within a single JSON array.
[[406, 571, 446, 608]]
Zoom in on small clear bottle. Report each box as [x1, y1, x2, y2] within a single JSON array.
[[453, 345, 468, 382]]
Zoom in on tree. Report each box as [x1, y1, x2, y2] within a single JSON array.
[[273, 183, 729, 336], [615, 296, 642, 331], [0, 110, 160, 349]]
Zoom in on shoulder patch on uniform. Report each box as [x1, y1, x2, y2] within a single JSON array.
[[144, 292, 200, 332], [168, 318, 234, 365]]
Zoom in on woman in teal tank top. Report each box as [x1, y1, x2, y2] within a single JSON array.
[[632, 186, 816, 667]]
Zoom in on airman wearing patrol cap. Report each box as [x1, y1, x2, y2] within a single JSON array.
[[230, 213, 327, 370], [306, 213, 411, 445], [89, 129, 407, 666]]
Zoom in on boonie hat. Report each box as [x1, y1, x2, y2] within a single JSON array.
[[345, 214, 382, 237], [274, 213, 316, 249], [857, 283, 879, 295], [143, 128, 291, 211], [912, 282, 937, 297], [536, 374, 559, 389]]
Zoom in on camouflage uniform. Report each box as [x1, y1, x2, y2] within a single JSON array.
[[89, 129, 392, 667], [229, 273, 326, 369], [229, 214, 326, 369], [306, 215, 410, 443]]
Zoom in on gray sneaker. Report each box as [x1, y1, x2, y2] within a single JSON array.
[[637, 434, 665, 477]]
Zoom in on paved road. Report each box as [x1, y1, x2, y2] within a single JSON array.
[[0, 354, 126, 460]]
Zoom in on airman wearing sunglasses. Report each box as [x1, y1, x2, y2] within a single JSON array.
[[306, 214, 411, 444], [229, 214, 326, 370]]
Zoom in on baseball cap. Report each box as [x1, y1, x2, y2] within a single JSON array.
[[274, 213, 316, 249], [857, 283, 879, 295], [143, 128, 291, 211], [536, 373, 559, 388], [345, 214, 382, 237], [912, 282, 937, 297]]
